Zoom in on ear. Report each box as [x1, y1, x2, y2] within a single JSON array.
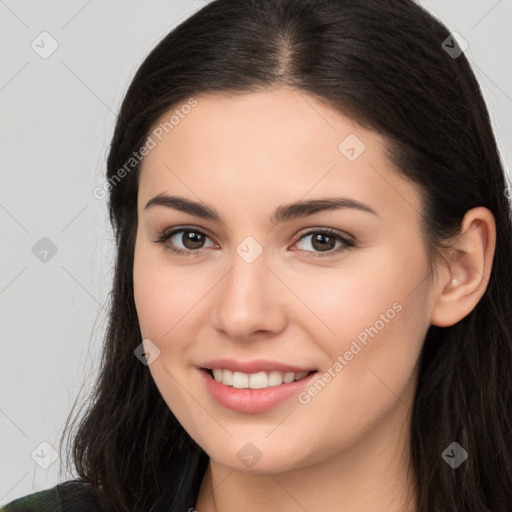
[[430, 207, 496, 327]]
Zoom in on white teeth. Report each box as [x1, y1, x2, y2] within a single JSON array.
[[249, 371, 268, 389], [232, 371, 249, 389], [223, 369, 233, 386], [283, 372, 295, 384], [268, 371, 284, 386], [209, 369, 311, 389]]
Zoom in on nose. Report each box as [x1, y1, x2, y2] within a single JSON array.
[[212, 248, 287, 342]]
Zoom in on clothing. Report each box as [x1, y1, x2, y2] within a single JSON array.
[[0, 445, 209, 512]]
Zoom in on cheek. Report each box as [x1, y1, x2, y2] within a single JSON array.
[[132, 241, 220, 421], [133, 244, 208, 431], [290, 243, 428, 352], [134, 274, 185, 341], [292, 243, 429, 415], [288, 291, 427, 461], [133, 240, 204, 343]]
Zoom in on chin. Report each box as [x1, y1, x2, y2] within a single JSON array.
[[201, 438, 313, 474]]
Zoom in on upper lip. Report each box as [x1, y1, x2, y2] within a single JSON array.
[[200, 358, 316, 374]]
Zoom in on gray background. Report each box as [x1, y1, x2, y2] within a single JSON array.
[[1, 0, 511, 504]]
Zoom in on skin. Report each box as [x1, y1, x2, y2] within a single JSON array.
[[132, 87, 496, 512]]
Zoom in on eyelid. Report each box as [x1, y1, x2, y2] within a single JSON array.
[[154, 224, 209, 239]]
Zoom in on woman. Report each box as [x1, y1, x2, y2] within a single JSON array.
[[2, 0, 511, 510]]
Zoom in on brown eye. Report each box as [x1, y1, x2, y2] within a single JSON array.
[[310, 233, 337, 252], [294, 229, 355, 257], [154, 228, 215, 256], [180, 230, 207, 250]]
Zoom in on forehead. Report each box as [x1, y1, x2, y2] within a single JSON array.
[[137, 87, 422, 222], [142, 87, 367, 171]]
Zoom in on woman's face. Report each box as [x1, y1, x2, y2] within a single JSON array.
[[133, 87, 436, 473]]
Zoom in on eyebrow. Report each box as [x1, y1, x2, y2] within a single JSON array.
[[144, 194, 379, 223]]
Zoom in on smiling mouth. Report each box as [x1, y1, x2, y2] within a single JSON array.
[[202, 368, 317, 390]]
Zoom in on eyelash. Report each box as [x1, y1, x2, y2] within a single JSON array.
[[153, 226, 355, 258]]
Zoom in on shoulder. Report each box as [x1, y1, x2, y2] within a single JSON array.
[[0, 486, 61, 512], [0, 480, 101, 512]]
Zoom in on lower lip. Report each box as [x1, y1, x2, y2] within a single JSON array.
[[200, 369, 317, 413]]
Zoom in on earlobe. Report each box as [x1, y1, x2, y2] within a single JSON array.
[[430, 207, 496, 328]]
